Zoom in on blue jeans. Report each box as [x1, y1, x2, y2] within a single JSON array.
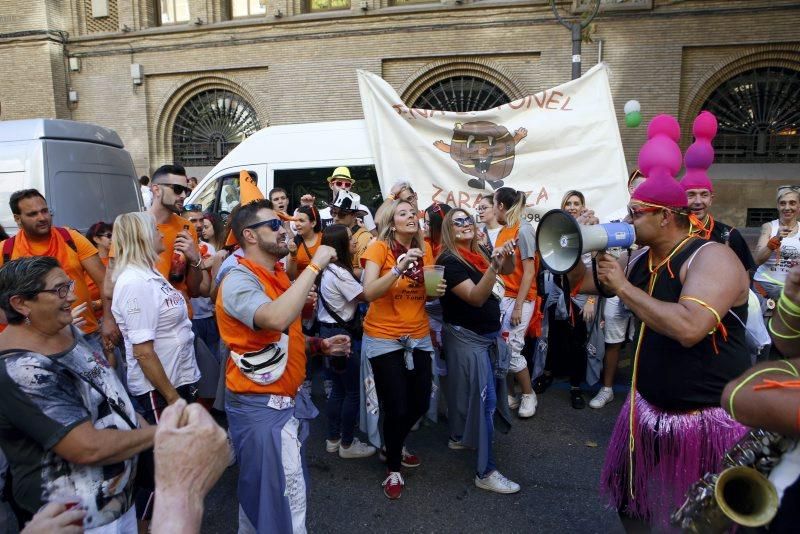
[[320, 323, 361, 446], [481, 352, 498, 477]]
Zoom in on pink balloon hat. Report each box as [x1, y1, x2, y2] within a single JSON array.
[[632, 114, 688, 208], [680, 111, 717, 192]]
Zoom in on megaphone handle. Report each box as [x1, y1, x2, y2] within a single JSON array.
[[592, 255, 617, 299]]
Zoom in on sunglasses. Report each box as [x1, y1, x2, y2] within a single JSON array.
[[333, 180, 353, 189], [183, 203, 203, 212], [98, 232, 112, 239], [245, 219, 283, 232], [37, 280, 75, 299], [627, 205, 663, 219], [452, 215, 475, 227], [158, 183, 192, 196]]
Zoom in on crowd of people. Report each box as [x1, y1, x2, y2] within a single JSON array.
[[0, 111, 797, 534]]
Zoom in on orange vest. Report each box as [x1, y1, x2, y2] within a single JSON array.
[[216, 257, 306, 397]]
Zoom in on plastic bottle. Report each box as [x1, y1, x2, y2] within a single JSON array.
[[169, 225, 189, 283]]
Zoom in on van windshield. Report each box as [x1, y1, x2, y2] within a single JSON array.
[[273, 165, 382, 214]]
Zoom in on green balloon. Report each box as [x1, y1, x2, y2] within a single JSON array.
[[625, 111, 642, 128]]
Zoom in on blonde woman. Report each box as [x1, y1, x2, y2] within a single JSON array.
[[360, 199, 445, 499], [436, 208, 518, 493], [110, 211, 200, 524], [493, 187, 538, 418]]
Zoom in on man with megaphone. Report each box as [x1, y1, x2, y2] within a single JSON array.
[[544, 115, 754, 530]]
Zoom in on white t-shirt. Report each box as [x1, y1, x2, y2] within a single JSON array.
[[140, 185, 152, 208], [317, 264, 363, 323], [190, 241, 216, 319], [486, 226, 502, 248], [111, 266, 200, 396]]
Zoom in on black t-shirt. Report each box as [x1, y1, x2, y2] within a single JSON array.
[[710, 220, 756, 274], [437, 250, 500, 335]]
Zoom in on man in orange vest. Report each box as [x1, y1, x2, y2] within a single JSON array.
[[216, 198, 349, 533], [0, 189, 109, 349]]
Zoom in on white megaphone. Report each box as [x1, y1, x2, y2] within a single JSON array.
[[535, 209, 636, 274]]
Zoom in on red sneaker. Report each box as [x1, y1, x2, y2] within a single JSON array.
[[382, 471, 405, 500], [379, 446, 421, 468]]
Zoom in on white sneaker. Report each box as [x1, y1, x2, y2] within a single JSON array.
[[475, 470, 521, 494], [518, 393, 537, 418], [448, 438, 469, 450], [589, 387, 614, 409], [326, 438, 341, 453], [507, 394, 520, 410], [338, 438, 377, 459]]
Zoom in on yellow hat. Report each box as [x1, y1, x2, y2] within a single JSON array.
[[327, 166, 353, 183]]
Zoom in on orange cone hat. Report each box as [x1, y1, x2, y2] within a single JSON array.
[[224, 170, 265, 247]]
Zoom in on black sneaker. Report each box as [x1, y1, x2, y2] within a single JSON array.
[[570, 388, 586, 410], [532, 373, 553, 394]]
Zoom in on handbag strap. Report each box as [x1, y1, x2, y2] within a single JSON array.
[[319, 270, 359, 336]]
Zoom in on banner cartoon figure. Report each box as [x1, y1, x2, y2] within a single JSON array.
[[357, 63, 630, 223]]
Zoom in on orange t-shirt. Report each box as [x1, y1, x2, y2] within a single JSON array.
[[496, 224, 538, 301], [0, 228, 100, 334], [84, 255, 109, 320], [216, 257, 306, 397], [361, 240, 434, 340], [295, 233, 321, 275]]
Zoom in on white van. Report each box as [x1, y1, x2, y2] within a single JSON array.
[[0, 119, 142, 234], [186, 119, 382, 219]]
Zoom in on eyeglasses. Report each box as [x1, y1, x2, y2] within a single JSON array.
[[183, 203, 203, 212], [333, 180, 353, 189], [245, 219, 283, 232], [627, 205, 663, 219], [452, 216, 475, 228], [158, 183, 192, 196], [37, 280, 75, 299], [475, 205, 488, 212]]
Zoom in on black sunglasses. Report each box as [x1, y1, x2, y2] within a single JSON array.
[[245, 219, 283, 232], [158, 183, 192, 196], [98, 232, 112, 239]]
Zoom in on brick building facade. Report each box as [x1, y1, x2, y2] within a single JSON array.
[[1, 0, 798, 227]]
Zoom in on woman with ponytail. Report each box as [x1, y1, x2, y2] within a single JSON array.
[[286, 205, 322, 281], [493, 187, 538, 418], [437, 208, 519, 493]]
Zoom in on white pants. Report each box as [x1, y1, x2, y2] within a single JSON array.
[[500, 297, 534, 373]]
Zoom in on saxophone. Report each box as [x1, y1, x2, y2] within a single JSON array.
[[671, 429, 793, 533]]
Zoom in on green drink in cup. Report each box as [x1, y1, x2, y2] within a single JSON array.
[[423, 265, 445, 297]]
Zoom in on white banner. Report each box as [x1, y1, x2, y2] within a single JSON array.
[[357, 63, 630, 224]]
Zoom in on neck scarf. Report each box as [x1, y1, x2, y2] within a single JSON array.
[[237, 256, 290, 293], [390, 239, 424, 285], [12, 228, 75, 274], [456, 245, 489, 272]]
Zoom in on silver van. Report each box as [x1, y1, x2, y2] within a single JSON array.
[[0, 119, 142, 234]]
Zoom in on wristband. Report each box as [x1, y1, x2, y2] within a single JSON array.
[[779, 291, 800, 316], [390, 266, 402, 277], [308, 337, 324, 355], [307, 262, 321, 275]]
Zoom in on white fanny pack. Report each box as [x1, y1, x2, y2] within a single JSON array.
[[230, 333, 290, 385], [492, 276, 506, 300]]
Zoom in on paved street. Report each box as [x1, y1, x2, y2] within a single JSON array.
[[201, 381, 628, 533]]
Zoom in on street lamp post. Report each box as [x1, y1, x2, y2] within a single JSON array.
[[550, 0, 601, 80]]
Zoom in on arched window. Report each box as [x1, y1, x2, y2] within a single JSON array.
[[703, 67, 800, 163], [172, 89, 262, 167], [411, 76, 511, 112]]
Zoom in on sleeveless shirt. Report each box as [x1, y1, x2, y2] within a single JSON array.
[[627, 238, 751, 411], [754, 220, 800, 286]]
